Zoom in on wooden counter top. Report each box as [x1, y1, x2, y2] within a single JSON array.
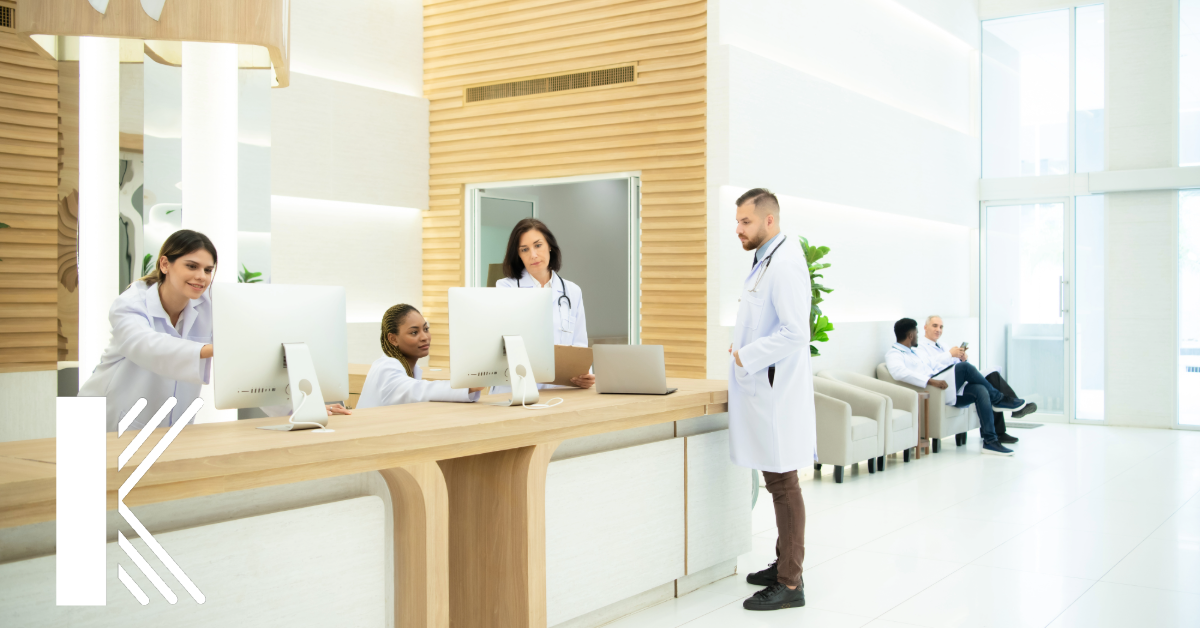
[[0, 379, 727, 528]]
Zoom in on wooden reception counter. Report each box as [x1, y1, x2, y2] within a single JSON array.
[[0, 379, 732, 628]]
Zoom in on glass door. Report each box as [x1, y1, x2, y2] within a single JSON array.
[[475, 195, 534, 287], [982, 201, 1068, 418]]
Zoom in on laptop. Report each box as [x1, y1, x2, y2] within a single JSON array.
[[593, 345, 677, 395]]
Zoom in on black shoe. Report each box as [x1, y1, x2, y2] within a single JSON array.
[[745, 560, 778, 586], [998, 433, 1019, 444], [743, 582, 805, 611], [1012, 402, 1038, 419], [995, 396, 1026, 410]]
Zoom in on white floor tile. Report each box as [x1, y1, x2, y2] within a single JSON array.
[[1102, 537, 1200, 594], [1047, 581, 1200, 628], [972, 523, 1144, 580], [602, 576, 748, 628], [881, 564, 1092, 628], [1036, 493, 1179, 538], [1151, 499, 1200, 543], [800, 550, 963, 618], [679, 599, 872, 627], [862, 621, 927, 628], [858, 513, 1028, 563]]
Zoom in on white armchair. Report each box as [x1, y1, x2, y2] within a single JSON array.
[[818, 369, 919, 467], [812, 378, 885, 482], [875, 363, 979, 453]]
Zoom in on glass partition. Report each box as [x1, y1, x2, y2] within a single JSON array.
[[985, 202, 1066, 415], [1075, 5, 1105, 173], [1181, 190, 1200, 426], [1182, 0, 1200, 166], [982, 10, 1070, 178], [1075, 195, 1105, 420]]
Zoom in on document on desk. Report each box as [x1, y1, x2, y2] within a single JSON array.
[[553, 345, 593, 386], [932, 364, 958, 406]]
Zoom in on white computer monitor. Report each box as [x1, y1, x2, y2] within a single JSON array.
[[449, 287, 554, 405], [212, 283, 348, 430]]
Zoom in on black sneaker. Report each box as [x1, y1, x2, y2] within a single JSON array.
[[743, 582, 805, 611], [1012, 402, 1038, 419], [995, 396, 1026, 410], [998, 433, 1019, 444], [746, 560, 778, 586], [982, 440, 1014, 456]]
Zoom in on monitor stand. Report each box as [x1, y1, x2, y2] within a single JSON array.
[[257, 342, 333, 432], [502, 335, 540, 407]]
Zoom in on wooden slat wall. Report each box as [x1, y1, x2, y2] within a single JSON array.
[[57, 60, 78, 362], [0, 32, 59, 374], [423, 0, 707, 378]]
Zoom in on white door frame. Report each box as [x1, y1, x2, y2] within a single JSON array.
[[464, 171, 642, 344], [980, 196, 1078, 423]]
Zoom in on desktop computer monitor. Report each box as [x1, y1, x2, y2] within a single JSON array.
[[449, 287, 554, 403], [211, 283, 348, 429]]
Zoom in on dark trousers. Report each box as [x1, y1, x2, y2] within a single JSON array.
[[986, 372, 1018, 436], [952, 362, 1003, 443], [763, 470, 805, 588]]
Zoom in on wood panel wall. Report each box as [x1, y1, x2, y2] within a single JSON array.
[[422, 0, 707, 378], [0, 32, 59, 373]]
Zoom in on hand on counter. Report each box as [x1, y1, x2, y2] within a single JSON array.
[[570, 373, 596, 389], [327, 403, 352, 415]]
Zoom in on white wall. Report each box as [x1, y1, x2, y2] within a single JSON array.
[[707, 0, 982, 377], [289, 0, 424, 97], [0, 372, 57, 442], [271, 196, 423, 364]]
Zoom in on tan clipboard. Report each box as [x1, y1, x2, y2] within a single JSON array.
[[553, 345, 593, 386]]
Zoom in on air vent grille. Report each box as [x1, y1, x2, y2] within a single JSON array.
[[1188, 366, 1200, 374], [0, 5, 14, 31], [466, 65, 635, 104]]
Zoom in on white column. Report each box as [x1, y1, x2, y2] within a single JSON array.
[[77, 37, 120, 388], [182, 42, 238, 423]]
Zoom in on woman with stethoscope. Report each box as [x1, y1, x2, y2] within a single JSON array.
[[495, 218, 595, 389], [80, 228, 349, 432]]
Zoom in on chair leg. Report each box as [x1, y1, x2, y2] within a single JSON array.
[[932, 438, 940, 453], [877, 456, 884, 471], [868, 458, 875, 473], [957, 432, 967, 446], [834, 465, 844, 483], [814, 462, 822, 471], [903, 448, 911, 462]]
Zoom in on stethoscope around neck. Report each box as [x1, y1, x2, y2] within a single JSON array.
[[519, 272, 573, 331]]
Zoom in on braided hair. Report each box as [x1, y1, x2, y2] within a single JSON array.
[[380, 304, 421, 378]]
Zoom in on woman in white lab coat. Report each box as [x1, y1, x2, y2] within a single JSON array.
[[494, 218, 595, 389], [80, 230, 219, 432], [355, 304, 485, 409]]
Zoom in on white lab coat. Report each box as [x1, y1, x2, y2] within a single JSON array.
[[916, 336, 960, 371], [728, 237, 817, 473], [355, 355, 479, 409], [495, 270, 588, 347], [885, 342, 961, 406], [79, 280, 211, 432]]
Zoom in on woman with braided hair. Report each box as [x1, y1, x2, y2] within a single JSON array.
[[356, 304, 485, 409]]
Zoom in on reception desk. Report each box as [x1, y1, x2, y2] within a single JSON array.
[[0, 379, 744, 628]]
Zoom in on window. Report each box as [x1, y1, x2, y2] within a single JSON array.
[[983, 10, 1070, 177], [1181, 190, 1200, 426], [1075, 195, 1105, 420], [1183, 0, 1200, 166], [1075, 5, 1105, 173]]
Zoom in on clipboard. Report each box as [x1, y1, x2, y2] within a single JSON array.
[[932, 363, 955, 377], [553, 345, 593, 386]]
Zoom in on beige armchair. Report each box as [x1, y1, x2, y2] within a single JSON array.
[[818, 369, 919, 466], [876, 363, 979, 453], [812, 378, 885, 482]]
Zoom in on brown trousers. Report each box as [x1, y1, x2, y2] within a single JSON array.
[[762, 469, 806, 588]]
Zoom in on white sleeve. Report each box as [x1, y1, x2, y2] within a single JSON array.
[[108, 299, 206, 385], [885, 350, 931, 388], [373, 366, 478, 404], [571, 289, 589, 348]]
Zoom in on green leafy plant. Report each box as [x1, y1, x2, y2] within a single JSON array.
[[800, 236, 834, 356], [142, 253, 153, 277], [237, 264, 263, 284]]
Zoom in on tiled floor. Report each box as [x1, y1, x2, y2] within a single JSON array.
[[604, 423, 1200, 628]]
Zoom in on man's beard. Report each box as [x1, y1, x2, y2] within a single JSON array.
[[741, 229, 766, 251]]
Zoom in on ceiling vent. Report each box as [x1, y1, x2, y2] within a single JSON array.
[[0, 2, 15, 32], [465, 64, 636, 104]]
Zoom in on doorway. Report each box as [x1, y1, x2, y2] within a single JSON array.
[[465, 173, 641, 345]]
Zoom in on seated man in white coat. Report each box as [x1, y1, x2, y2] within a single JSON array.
[[728, 188, 815, 611], [885, 318, 1016, 456], [917, 315, 1035, 445]]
